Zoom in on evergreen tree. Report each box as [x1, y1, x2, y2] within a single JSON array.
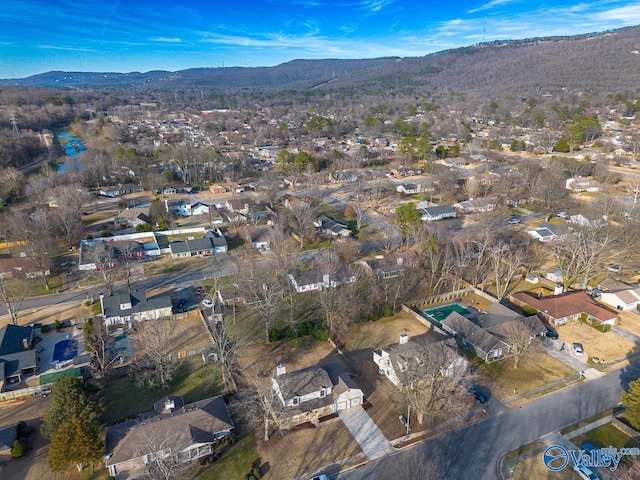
[[622, 378, 640, 429]]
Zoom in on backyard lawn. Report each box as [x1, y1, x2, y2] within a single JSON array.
[[572, 422, 640, 450], [100, 358, 222, 424]]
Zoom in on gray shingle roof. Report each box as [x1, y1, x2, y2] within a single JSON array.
[[441, 312, 509, 355], [101, 291, 172, 319]]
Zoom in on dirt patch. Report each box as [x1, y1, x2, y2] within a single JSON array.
[[169, 312, 213, 356], [256, 419, 364, 480], [342, 311, 431, 352], [555, 321, 636, 361], [237, 337, 338, 376]]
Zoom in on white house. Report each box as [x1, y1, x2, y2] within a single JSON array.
[[417, 205, 457, 221], [600, 288, 640, 311], [100, 291, 173, 327], [566, 177, 600, 193], [271, 365, 363, 428]]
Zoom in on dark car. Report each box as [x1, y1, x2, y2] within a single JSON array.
[[175, 299, 187, 312], [546, 327, 559, 340], [468, 386, 488, 403]]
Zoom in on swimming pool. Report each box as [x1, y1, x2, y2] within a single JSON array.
[[422, 303, 471, 322]]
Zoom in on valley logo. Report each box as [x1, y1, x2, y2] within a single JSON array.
[[543, 444, 640, 472]]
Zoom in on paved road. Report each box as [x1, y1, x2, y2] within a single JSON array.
[[338, 360, 640, 479]]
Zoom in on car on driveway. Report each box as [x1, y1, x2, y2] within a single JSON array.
[[573, 464, 600, 480], [201, 299, 213, 308], [468, 385, 488, 403], [572, 343, 584, 356], [607, 264, 620, 273], [507, 217, 521, 225], [545, 327, 559, 340]]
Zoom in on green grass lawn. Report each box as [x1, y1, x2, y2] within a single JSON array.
[[100, 358, 223, 424], [192, 432, 258, 480], [572, 422, 640, 450]]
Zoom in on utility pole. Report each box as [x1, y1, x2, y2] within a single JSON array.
[[10, 111, 19, 136]]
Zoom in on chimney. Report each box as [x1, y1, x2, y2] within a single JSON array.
[[399, 333, 409, 345], [276, 364, 286, 376], [23, 338, 29, 350], [164, 399, 175, 411], [397, 256, 404, 267], [553, 284, 563, 295]]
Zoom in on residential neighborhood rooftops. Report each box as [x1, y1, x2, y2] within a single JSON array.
[[441, 312, 510, 357]]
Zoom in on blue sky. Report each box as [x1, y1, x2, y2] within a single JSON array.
[[2, 0, 640, 78]]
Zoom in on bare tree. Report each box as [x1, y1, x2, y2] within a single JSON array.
[[498, 321, 537, 369], [287, 203, 316, 248], [132, 317, 179, 390], [487, 235, 529, 301], [0, 275, 29, 325], [207, 311, 245, 390], [235, 370, 288, 442], [132, 427, 190, 480], [52, 206, 84, 247], [83, 316, 113, 377], [398, 339, 468, 426], [83, 240, 120, 295], [247, 276, 284, 344]]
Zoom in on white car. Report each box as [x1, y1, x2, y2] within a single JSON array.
[[201, 299, 214, 308], [573, 464, 600, 480], [571, 343, 584, 356]]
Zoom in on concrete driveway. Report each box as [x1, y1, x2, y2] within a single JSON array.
[[339, 405, 392, 461]]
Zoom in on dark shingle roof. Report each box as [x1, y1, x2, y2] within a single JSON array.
[[101, 291, 172, 319]]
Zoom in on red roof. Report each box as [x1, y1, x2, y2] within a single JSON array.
[[512, 290, 618, 322]]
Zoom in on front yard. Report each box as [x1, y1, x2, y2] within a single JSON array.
[[475, 350, 576, 401], [555, 321, 636, 362]]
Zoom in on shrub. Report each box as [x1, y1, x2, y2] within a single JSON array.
[[298, 320, 314, 336], [521, 305, 537, 316], [253, 468, 262, 479], [269, 328, 281, 342], [283, 325, 298, 339], [10, 438, 27, 458], [54, 320, 62, 330], [311, 325, 329, 342], [16, 421, 33, 437]]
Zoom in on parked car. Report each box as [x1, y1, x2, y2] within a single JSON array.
[[545, 327, 559, 340], [573, 464, 600, 480], [557, 211, 568, 218], [468, 385, 488, 403], [607, 263, 620, 273], [201, 299, 213, 308], [507, 217, 521, 225], [310, 475, 329, 480], [589, 288, 603, 298], [571, 343, 584, 356]]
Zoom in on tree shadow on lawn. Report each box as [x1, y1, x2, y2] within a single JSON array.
[[99, 359, 223, 425]]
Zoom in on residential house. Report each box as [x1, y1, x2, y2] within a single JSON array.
[[315, 215, 352, 238], [288, 266, 357, 293], [417, 205, 457, 221], [169, 229, 227, 258], [453, 197, 498, 214], [528, 222, 568, 242], [271, 365, 363, 428], [99, 183, 143, 197], [440, 312, 510, 362], [282, 194, 310, 209], [113, 208, 151, 228], [396, 183, 420, 195], [510, 290, 619, 327], [0, 324, 37, 390], [566, 177, 600, 193], [468, 302, 547, 338], [165, 199, 210, 217], [287, 269, 326, 293], [0, 424, 17, 462], [373, 334, 466, 388], [361, 251, 420, 280], [105, 395, 234, 477], [249, 226, 272, 251], [162, 183, 194, 195], [100, 291, 173, 327], [600, 287, 640, 311]]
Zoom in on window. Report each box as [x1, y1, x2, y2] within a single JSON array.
[[292, 396, 299, 406], [319, 388, 326, 398]]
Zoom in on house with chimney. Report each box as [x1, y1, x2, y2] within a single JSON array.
[[0, 324, 38, 391], [105, 395, 234, 477], [100, 290, 173, 327], [271, 365, 363, 428]]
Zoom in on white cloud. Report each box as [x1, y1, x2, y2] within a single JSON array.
[[151, 37, 183, 43], [468, 0, 520, 14]]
